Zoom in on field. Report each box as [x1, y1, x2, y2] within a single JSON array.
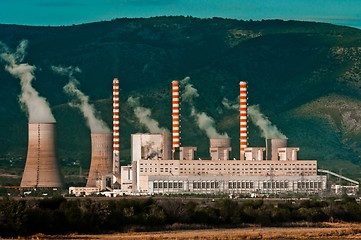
[[29, 223, 361, 239]]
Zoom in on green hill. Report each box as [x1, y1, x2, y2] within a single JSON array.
[[1, 17, 361, 182]]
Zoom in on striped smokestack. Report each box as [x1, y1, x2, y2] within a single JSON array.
[[112, 78, 120, 174], [172, 80, 180, 159], [240, 81, 248, 160]]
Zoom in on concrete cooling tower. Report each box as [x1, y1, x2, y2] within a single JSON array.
[[266, 138, 288, 160], [86, 133, 113, 187], [20, 123, 62, 189]]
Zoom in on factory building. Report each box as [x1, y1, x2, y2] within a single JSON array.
[[69, 78, 358, 196], [128, 80, 328, 195], [131, 135, 326, 194]]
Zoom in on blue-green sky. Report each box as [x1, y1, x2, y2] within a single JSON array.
[[1, 0, 361, 28]]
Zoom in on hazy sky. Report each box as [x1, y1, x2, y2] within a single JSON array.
[[1, 0, 361, 29]]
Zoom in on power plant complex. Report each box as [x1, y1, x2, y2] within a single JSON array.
[[17, 78, 357, 196]]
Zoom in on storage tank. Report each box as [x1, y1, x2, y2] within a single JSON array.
[[86, 133, 113, 187], [20, 123, 62, 189]]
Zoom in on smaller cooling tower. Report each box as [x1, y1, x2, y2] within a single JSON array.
[[210, 138, 231, 160], [20, 123, 62, 189], [86, 133, 113, 188], [210, 138, 231, 148], [265, 138, 288, 160]]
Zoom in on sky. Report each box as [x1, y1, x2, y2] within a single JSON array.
[[0, 0, 361, 29]]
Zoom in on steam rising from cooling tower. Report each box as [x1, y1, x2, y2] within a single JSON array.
[[127, 96, 167, 133], [52, 65, 110, 133], [0, 40, 55, 123], [248, 105, 286, 139], [181, 77, 228, 138]]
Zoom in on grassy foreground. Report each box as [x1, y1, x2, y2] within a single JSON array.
[[27, 223, 361, 239]]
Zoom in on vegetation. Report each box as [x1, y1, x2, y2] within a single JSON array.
[[1, 196, 361, 237]]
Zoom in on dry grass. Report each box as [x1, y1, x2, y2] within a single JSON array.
[[31, 223, 361, 240]]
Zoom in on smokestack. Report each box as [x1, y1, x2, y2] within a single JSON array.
[[112, 78, 120, 175], [239, 81, 248, 160], [172, 80, 180, 159], [86, 133, 113, 188], [20, 123, 62, 189]]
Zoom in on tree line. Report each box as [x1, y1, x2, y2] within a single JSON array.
[[1, 196, 361, 237]]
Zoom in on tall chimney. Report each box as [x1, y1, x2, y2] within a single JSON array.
[[172, 80, 180, 159], [239, 81, 248, 160], [20, 123, 62, 189], [86, 133, 113, 188], [112, 78, 120, 174]]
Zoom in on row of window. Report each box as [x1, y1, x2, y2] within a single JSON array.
[[193, 181, 219, 189], [297, 181, 323, 189], [179, 167, 315, 171], [153, 182, 183, 189], [228, 181, 254, 189], [152, 180, 323, 190], [262, 181, 289, 189], [140, 162, 316, 167]]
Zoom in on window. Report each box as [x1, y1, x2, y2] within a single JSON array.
[[153, 182, 158, 188]]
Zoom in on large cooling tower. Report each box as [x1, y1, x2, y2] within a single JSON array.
[[86, 133, 113, 187], [20, 123, 62, 189]]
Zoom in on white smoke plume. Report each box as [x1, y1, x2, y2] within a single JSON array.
[[181, 77, 228, 138], [222, 97, 238, 110], [0, 40, 56, 123], [52, 65, 110, 133], [248, 105, 287, 139], [127, 96, 167, 133]]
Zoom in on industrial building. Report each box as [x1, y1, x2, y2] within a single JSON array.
[[67, 79, 357, 196]]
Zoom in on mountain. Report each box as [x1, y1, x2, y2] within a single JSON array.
[[0, 16, 361, 182]]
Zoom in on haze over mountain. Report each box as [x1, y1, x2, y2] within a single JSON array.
[[1, 16, 361, 180]]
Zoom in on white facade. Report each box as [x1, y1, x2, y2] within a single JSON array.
[[129, 133, 327, 195]]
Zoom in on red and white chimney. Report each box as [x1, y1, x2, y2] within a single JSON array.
[[239, 81, 248, 160], [112, 78, 120, 174], [172, 80, 180, 159]]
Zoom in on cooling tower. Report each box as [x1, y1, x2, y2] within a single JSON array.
[[239, 81, 248, 160], [210, 138, 231, 160], [265, 138, 288, 160], [86, 133, 113, 187], [210, 138, 231, 148], [20, 123, 62, 189]]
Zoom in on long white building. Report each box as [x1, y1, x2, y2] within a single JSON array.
[[130, 133, 326, 194]]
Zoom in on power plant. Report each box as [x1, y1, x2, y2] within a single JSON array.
[[20, 123, 62, 189], [68, 78, 358, 197], [14, 77, 356, 196]]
